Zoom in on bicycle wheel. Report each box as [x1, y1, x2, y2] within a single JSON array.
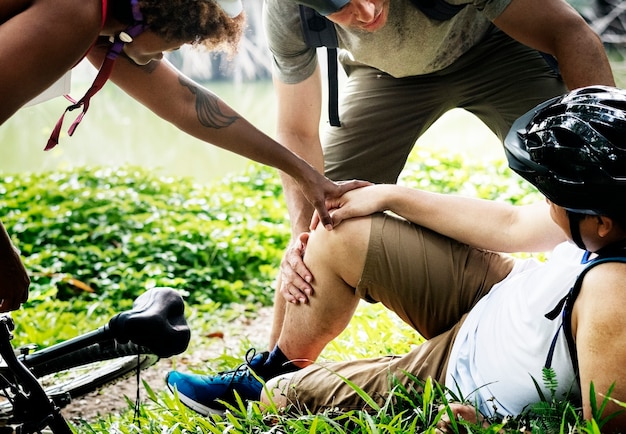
[[0, 341, 159, 423]]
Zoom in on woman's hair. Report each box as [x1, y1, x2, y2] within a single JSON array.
[[111, 0, 245, 53]]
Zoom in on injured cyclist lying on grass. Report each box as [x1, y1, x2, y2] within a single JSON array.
[[167, 85, 626, 432]]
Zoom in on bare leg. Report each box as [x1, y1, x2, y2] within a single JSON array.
[[262, 217, 370, 407], [275, 216, 371, 367], [269, 279, 286, 349]]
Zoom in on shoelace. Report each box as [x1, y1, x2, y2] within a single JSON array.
[[217, 348, 264, 382]]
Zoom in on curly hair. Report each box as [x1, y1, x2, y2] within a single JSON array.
[[111, 0, 245, 53]]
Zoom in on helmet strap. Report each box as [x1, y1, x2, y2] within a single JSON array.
[[567, 211, 587, 251]]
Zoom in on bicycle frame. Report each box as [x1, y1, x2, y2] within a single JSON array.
[[0, 315, 72, 433], [0, 287, 190, 434]]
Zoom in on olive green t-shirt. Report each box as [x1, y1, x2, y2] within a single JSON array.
[[263, 0, 512, 83]]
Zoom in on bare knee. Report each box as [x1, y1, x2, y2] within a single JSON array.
[[305, 217, 371, 286]]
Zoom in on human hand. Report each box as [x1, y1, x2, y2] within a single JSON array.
[[279, 233, 314, 304], [436, 403, 486, 433], [309, 185, 387, 230], [296, 171, 371, 231]]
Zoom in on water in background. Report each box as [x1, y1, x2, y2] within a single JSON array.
[[0, 66, 504, 184], [0, 76, 276, 184]]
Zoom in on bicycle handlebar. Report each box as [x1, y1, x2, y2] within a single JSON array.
[[108, 287, 190, 358]]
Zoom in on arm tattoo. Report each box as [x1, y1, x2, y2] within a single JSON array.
[[179, 76, 239, 129]]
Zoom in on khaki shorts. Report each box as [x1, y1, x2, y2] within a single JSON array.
[[323, 28, 566, 184], [283, 213, 515, 412]]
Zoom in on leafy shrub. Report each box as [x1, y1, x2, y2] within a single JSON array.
[[399, 149, 541, 204], [1, 165, 289, 307]]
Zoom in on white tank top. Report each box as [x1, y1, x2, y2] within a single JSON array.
[[445, 242, 587, 417]]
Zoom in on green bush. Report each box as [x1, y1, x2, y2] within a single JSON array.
[[1, 165, 289, 307]]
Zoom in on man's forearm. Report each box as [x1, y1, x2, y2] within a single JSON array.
[[493, 0, 615, 89], [275, 130, 325, 237]]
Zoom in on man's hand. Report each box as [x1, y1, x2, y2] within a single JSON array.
[[309, 185, 388, 230], [296, 173, 371, 231], [279, 233, 314, 304]]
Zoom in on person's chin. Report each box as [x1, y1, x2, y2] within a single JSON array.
[[361, 11, 386, 32]]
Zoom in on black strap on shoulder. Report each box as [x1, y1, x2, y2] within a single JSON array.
[[409, 0, 467, 20], [299, 6, 341, 127], [299, 6, 338, 48], [551, 253, 626, 379], [298, 0, 467, 128]]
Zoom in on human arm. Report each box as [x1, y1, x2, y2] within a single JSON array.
[[86, 46, 367, 229], [273, 68, 326, 238], [272, 68, 332, 305], [0, 220, 29, 312], [573, 263, 626, 431], [492, 0, 614, 89], [0, 0, 101, 124], [323, 184, 566, 253]]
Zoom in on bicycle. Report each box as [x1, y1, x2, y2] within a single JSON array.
[[0, 286, 190, 434]]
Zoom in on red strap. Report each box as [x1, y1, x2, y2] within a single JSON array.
[[45, 0, 109, 151], [101, 0, 108, 28], [44, 15, 144, 151], [45, 56, 114, 151]]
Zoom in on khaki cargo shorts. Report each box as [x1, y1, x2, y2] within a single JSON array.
[[282, 213, 515, 412]]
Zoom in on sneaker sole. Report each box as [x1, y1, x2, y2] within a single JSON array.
[[176, 392, 226, 417]]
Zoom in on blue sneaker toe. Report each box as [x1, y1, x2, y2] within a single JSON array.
[[166, 350, 268, 416]]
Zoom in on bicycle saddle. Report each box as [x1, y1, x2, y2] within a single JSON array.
[[108, 287, 190, 358]]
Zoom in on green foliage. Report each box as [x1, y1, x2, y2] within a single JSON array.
[[8, 297, 125, 348], [399, 149, 542, 204], [1, 165, 289, 307], [524, 367, 581, 432], [1, 150, 541, 310], [323, 302, 423, 362]]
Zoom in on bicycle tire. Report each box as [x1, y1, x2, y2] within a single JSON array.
[[0, 341, 159, 423]]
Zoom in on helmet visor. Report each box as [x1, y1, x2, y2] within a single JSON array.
[[296, 0, 350, 15]]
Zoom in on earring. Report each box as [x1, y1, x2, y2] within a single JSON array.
[[118, 32, 133, 43]]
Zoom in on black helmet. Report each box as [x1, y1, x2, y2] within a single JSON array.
[[504, 85, 626, 218], [294, 0, 350, 15]]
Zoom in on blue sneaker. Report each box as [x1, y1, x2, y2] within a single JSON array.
[[166, 349, 269, 415]]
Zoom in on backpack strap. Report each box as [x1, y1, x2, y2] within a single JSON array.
[[409, 0, 467, 21], [545, 253, 626, 381], [299, 6, 341, 127], [299, 6, 338, 48], [297, 0, 470, 128]]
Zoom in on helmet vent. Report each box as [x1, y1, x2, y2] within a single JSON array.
[[602, 100, 626, 112], [590, 121, 626, 151]]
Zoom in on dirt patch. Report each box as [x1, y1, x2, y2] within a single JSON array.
[[61, 306, 274, 424]]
